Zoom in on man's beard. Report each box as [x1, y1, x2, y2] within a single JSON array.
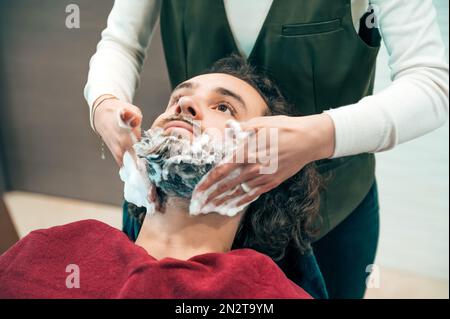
[[120, 115, 256, 216], [133, 120, 225, 199]]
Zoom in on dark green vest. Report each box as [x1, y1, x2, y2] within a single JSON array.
[[160, 0, 381, 239]]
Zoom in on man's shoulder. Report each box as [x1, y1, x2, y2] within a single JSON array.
[[227, 248, 277, 264], [224, 248, 312, 298], [27, 219, 127, 249], [185, 248, 280, 273], [1, 219, 131, 267], [33, 219, 120, 238], [0, 220, 132, 298], [218, 248, 288, 277]]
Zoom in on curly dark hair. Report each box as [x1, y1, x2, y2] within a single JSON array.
[[127, 55, 322, 264]]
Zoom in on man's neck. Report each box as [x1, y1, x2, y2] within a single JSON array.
[[135, 197, 242, 261]]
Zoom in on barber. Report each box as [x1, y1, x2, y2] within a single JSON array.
[[84, 0, 448, 299]]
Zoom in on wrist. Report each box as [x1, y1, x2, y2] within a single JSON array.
[[92, 94, 119, 135], [296, 113, 336, 162], [313, 113, 336, 160], [92, 94, 117, 109]]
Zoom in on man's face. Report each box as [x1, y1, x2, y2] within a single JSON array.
[[130, 73, 269, 203], [151, 73, 268, 138]]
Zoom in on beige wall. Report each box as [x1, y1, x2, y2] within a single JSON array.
[[0, 0, 171, 205]]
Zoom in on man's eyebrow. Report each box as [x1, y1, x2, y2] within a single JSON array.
[[173, 81, 197, 92], [214, 87, 246, 109]]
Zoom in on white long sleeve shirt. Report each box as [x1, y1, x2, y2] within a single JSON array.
[[84, 0, 449, 158]]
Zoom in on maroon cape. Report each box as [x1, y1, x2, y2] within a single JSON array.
[[0, 219, 311, 299]]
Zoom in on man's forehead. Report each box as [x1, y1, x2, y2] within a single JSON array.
[[173, 73, 255, 94]]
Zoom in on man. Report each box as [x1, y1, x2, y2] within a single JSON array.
[[0, 57, 319, 299]]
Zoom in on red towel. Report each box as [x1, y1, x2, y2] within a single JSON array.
[[0, 219, 311, 299]]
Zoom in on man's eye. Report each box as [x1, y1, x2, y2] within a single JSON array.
[[215, 103, 233, 115]]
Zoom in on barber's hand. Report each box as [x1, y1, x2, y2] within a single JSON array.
[[93, 95, 143, 167], [194, 114, 335, 207]]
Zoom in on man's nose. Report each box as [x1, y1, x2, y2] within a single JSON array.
[[175, 96, 203, 120]]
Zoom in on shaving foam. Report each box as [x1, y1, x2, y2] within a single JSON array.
[[119, 118, 259, 217], [119, 152, 155, 214]]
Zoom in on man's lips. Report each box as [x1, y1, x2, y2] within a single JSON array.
[[163, 120, 194, 133]]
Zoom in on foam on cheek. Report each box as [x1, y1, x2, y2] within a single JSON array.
[[189, 166, 261, 216], [119, 152, 156, 215], [189, 120, 260, 217]]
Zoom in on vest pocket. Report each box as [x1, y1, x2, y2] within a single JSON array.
[[281, 19, 342, 36]]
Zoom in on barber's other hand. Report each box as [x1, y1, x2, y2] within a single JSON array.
[[194, 114, 335, 207], [93, 95, 143, 167]]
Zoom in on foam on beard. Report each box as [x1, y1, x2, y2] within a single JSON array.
[[119, 120, 260, 217], [135, 127, 224, 198]]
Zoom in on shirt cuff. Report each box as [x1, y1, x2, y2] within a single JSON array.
[[323, 96, 392, 158]]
